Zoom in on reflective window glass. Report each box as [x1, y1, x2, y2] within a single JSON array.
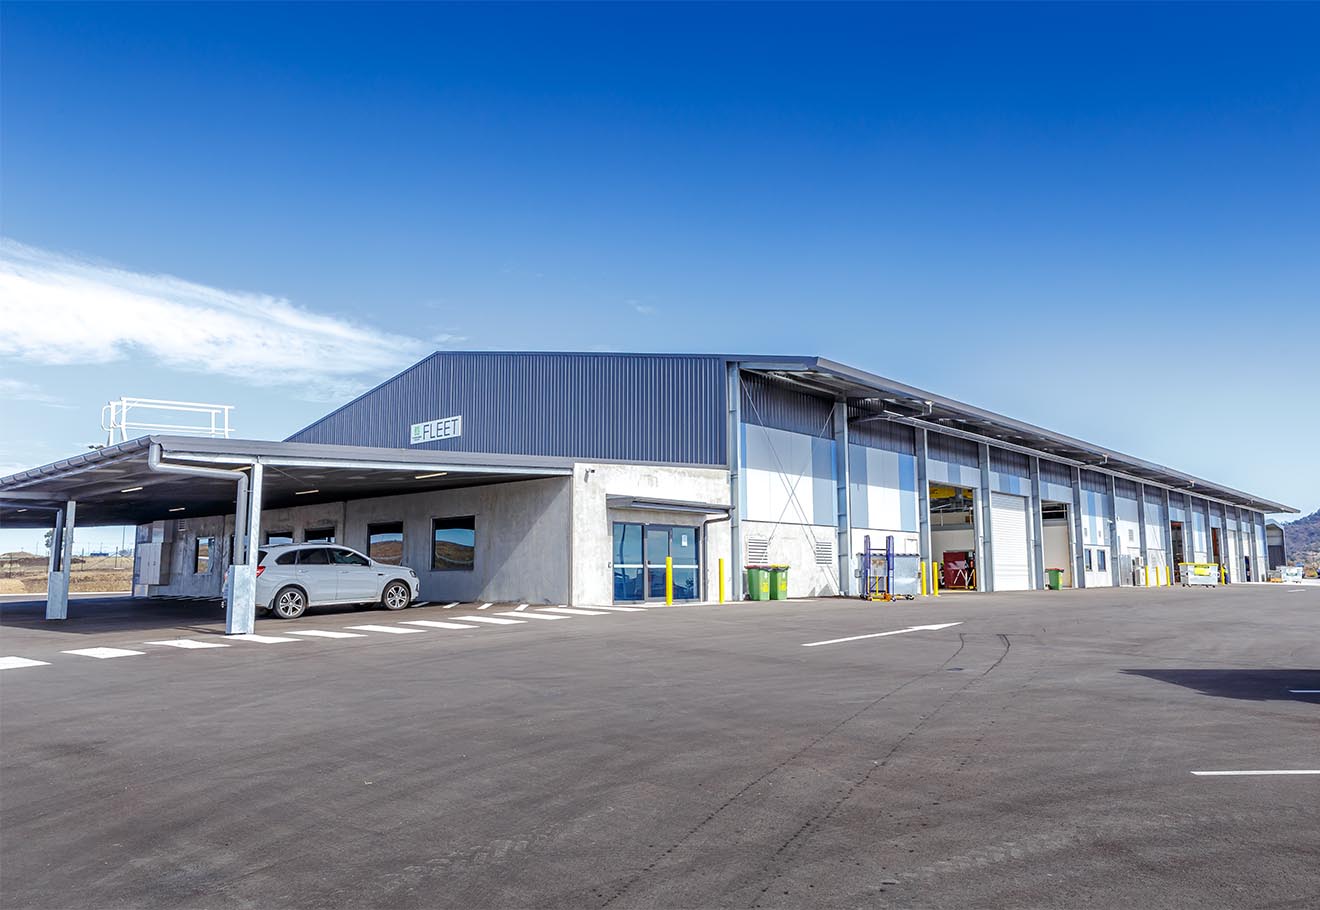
[[613, 523, 642, 564], [367, 522, 404, 565]]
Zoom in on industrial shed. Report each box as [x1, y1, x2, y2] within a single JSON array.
[[0, 351, 1294, 632]]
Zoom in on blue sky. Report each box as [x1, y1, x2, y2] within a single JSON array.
[[2, 2, 1317, 552]]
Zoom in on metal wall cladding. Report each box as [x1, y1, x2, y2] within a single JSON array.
[[288, 352, 728, 465], [1145, 487, 1165, 510], [928, 432, 980, 469], [740, 372, 836, 438], [1114, 477, 1140, 501], [847, 409, 916, 455], [1040, 459, 1073, 487], [989, 448, 1030, 478], [1080, 470, 1109, 495]]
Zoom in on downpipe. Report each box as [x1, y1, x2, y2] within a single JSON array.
[[147, 444, 257, 633]]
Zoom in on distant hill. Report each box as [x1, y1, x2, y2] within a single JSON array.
[[1282, 508, 1320, 572]]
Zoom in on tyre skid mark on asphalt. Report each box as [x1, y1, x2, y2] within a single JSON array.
[[595, 634, 975, 909], [744, 633, 1013, 906]]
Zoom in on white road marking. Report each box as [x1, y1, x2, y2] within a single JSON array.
[[514, 603, 528, 611], [541, 607, 611, 616], [458, 616, 525, 625], [802, 622, 964, 648], [144, 639, 229, 649], [1191, 770, 1320, 776], [441, 602, 459, 609], [1289, 690, 1320, 694], [401, 620, 479, 630], [497, 611, 565, 620], [61, 647, 146, 659], [346, 624, 426, 634], [228, 633, 302, 644], [477, 602, 493, 610], [412, 601, 431, 607], [0, 656, 51, 670], [286, 630, 367, 639], [585, 605, 646, 612]]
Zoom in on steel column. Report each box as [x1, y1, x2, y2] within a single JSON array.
[[1137, 483, 1150, 586], [916, 428, 931, 587], [229, 461, 263, 635], [1071, 466, 1087, 588], [978, 442, 994, 592], [726, 364, 744, 602], [45, 502, 73, 620], [832, 402, 854, 596], [1028, 457, 1045, 589], [1107, 475, 1121, 587]]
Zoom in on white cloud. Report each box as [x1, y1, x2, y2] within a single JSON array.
[[630, 301, 657, 316], [0, 240, 435, 401], [0, 378, 69, 407]]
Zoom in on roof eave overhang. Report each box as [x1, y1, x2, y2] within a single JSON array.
[[737, 357, 1295, 514]]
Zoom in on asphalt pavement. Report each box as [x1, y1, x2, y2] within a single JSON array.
[[1, 585, 1317, 909]]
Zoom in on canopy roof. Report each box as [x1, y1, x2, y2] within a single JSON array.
[[0, 436, 575, 529]]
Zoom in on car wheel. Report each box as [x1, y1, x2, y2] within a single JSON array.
[[272, 586, 307, 620], [381, 581, 411, 611]]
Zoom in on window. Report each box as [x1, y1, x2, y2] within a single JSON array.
[[1085, 549, 1094, 571], [265, 530, 294, 545], [195, 537, 214, 574], [275, 551, 298, 566], [1097, 549, 1107, 572], [305, 527, 336, 543], [331, 548, 370, 567], [367, 522, 404, 565], [432, 516, 476, 571], [297, 547, 330, 565]]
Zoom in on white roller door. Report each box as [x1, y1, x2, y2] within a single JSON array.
[[991, 492, 1031, 591]]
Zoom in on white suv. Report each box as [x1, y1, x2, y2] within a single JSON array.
[[255, 544, 420, 620]]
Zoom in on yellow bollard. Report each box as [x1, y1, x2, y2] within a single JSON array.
[[1144, 565, 1150, 587], [932, 562, 940, 597], [718, 558, 725, 604], [920, 560, 928, 597], [665, 556, 673, 606]]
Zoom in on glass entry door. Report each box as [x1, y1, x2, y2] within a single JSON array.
[[613, 522, 701, 603]]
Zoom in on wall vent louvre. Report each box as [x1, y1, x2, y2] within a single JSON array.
[[746, 537, 770, 564], [814, 538, 834, 566]]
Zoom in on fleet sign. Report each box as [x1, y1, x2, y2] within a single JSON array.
[[410, 415, 463, 445]]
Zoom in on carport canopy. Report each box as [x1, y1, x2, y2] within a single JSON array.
[[0, 436, 575, 632]]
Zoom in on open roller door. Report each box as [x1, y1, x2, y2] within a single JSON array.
[[990, 492, 1031, 591]]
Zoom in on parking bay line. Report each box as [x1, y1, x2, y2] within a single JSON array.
[[286, 630, 368, 639], [61, 647, 147, 659], [0, 656, 52, 670], [1191, 770, 1320, 776], [497, 611, 566, 620], [584, 605, 647, 612], [456, 616, 525, 625], [346, 624, 426, 634], [802, 622, 963, 648], [477, 603, 493, 610], [401, 620, 480, 630], [227, 634, 303, 644], [541, 607, 611, 616], [441, 602, 459, 609], [514, 603, 528, 611], [1289, 690, 1320, 694], [144, 639, 230, 649]]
